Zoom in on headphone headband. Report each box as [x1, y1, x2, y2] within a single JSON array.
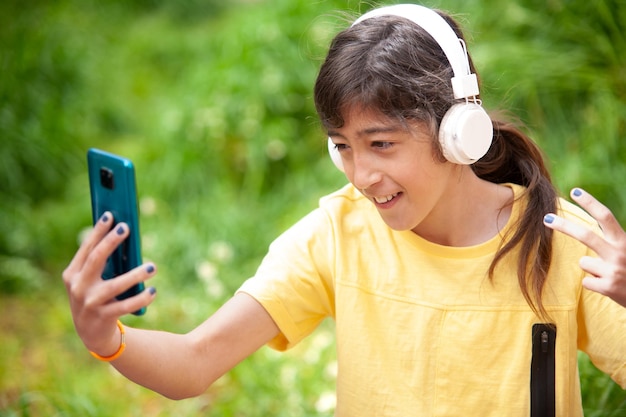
[[353, 4, 479, 100], [328, 4, 493, 168]]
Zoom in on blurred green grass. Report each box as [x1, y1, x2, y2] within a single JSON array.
[[1, 0, 625, 415]]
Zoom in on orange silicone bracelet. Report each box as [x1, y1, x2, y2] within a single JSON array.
[[89, 320, 126, 362]]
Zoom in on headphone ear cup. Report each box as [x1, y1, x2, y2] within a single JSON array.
[[328, 137, 345, 172], [438, 102, 493, 165]]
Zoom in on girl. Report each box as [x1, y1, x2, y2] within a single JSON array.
[[63, 4, 626, 416]]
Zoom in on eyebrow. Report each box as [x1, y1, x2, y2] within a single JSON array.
[[327, 125, 403, 139]]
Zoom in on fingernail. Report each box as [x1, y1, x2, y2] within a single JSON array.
[[544, 214, 555, 224], [146, 264, 155, 274], [572, 188, 582, 197], [148, 287, 157, 295], [100, 213, 109, 223], [116, 225, 125, 235]]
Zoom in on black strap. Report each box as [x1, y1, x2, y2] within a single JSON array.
[[530, 323, 556, 417]]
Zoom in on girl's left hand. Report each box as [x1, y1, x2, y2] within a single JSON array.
[[543, 188, 626, 308]]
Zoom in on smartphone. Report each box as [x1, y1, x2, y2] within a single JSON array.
[[87, 148, 146, 315]]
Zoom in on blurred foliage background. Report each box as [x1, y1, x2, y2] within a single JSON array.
[[1, 0, 625, 415]]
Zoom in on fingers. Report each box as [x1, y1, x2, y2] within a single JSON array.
[[544, 187, 626, 308], [63, 212, 114, 283], [578, 255, 604, 278], [86, 263, 158, 312], [80, 222, 132, 284], [103, 285, 158, 318], [542, 187, 626, 256], [63, 211, 159, 318], [582, 276, 610, 296], [65, 218, 134, 294], [569, 188, 622, 243], [582, 275, 626, 307], [543, 211, 608, 256]]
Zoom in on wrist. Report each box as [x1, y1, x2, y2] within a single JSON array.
[[89, 320, 126, 362]]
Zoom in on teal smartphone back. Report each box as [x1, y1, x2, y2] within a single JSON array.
[[87, 148, 146, 315]]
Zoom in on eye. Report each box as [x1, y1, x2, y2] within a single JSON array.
[[334, 143, 349, 151], [372, 141, 393, 150]]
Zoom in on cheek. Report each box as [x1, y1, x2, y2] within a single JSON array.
[[399, 162, 455, 206], [402, 143, 444, 173], [396, 159, 440, 185]]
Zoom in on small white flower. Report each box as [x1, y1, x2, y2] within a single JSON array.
[[265, 139, 287, 160], [315, 391, 336, 413], [140, 196, 157, 216], [208, 241, 234, 263], [195, 260, 225, 298], [195, 260, 217, 282]]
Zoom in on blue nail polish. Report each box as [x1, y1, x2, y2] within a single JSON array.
[[146, 264, 155, 274], [101, 213, 109, 223], [116, 225, 125, 235], [148, 287, 157, 295], [544, 214, 555, 224], [573, 188, 582, 197]]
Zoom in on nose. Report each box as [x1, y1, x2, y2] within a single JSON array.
[[348, 152, 383, 190]]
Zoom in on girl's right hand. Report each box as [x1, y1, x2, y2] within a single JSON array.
[[62, 212, 157, 358]]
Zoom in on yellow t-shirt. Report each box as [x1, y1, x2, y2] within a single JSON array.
[[238, 183, 626, 416]]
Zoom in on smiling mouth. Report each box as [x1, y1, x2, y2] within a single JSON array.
[[373, 193, 399, 204]]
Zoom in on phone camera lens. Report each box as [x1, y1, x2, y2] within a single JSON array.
[[100, 168, 114, 189]]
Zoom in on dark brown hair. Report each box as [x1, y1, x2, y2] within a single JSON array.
[[313, 10, 557, 319]]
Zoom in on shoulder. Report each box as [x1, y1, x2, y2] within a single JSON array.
[[318, 183, 384, 233], [319, 183, 368, 209], [318, 183, 379, 219], [267, 184, 369, 250]]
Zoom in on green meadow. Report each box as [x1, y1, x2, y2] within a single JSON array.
[[1, 0, 625, 415]]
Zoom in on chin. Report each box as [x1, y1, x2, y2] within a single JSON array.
[[379, 216, 417, 232]]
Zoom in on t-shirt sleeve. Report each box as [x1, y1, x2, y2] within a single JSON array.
[[577, 259, 626, 388], [566, 203, 626, 388], [237, 207, 336, 351]]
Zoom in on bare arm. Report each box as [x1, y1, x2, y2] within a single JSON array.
[[112, 293, 279, 399], [63, 212, 280, 400]]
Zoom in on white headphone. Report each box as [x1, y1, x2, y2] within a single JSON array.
[[328, 4, 493, 171]]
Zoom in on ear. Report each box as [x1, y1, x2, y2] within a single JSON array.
[[438, 102, 492, 164], [328, 137, 345, 172]]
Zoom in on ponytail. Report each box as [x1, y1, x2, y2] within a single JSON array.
[[474, 116, 557, 320]]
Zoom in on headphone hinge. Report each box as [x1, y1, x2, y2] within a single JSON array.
[[451, 74, 479, 100]]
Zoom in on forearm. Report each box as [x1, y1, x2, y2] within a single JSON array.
[[110, 327, 215, 400], [105, 293, 279, 400]]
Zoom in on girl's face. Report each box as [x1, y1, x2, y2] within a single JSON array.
[[328, 106, 459, 233]]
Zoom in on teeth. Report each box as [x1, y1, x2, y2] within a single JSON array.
[[374, 193, 398, 204]]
